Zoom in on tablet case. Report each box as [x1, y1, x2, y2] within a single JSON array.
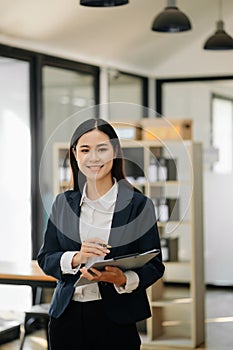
[[74, 248, 160, 287]]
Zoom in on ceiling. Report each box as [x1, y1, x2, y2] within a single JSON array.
[[1, 0, 233, 77]]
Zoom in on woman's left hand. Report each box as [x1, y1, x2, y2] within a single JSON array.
[[79, 266, 126, 287]]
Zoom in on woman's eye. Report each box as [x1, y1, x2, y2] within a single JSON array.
[[98, 148, 108, 152], [81, 149, 89, 153]]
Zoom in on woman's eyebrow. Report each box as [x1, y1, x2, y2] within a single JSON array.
[[79, 144, 90, 148], [97, 143, 109, 147], [78, 142, 109, 149]]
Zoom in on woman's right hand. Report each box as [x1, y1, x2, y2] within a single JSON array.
[[71, 237, 110, 268]]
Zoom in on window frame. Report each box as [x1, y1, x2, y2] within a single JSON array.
[[108, 69, 148, 109]]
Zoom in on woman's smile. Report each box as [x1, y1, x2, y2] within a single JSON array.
[[86, 164, 104, 172]]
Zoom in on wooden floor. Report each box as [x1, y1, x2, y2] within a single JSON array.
[[0, 286, 232, 350]]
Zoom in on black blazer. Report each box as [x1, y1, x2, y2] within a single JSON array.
[[37, 180, 165, 324]]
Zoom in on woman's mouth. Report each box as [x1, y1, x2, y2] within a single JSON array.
[[87, 165, 104, 171]]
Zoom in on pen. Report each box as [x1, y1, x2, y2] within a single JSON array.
[[93, 242, 112, 249]]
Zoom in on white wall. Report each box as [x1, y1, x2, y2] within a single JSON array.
[[163, 82, 233, 285]]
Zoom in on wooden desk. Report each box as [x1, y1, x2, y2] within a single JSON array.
[[0, 260, 57, 304]]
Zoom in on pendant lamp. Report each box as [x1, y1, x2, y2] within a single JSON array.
[[80, 0, 129, 7], [203, 0, 233, 50], [151, 0, 192, 33]]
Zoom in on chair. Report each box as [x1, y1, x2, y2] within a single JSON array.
[[19, 303, 50, 350]]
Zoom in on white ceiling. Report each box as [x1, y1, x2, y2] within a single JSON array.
[[1, 0, 233, 77]]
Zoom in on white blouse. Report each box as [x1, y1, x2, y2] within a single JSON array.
[[60, 180, 139, 302]]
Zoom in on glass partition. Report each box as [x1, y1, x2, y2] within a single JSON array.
[[108, 71, 146, 121], [41, 66, 96, 222], [0, 56, 31, 310]]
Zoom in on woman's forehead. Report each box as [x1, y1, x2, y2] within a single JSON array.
[[77, 129, 111, 147]]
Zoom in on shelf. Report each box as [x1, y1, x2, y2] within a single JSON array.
[[59, 181, 71, 187], [163, 261, 191, 283], [128, 180, 190, 187], [164, 261, 190, 265], [131, 180, 180, 186], [150, 297, 192, 307], [126, 180, 146, 187], [140, 334, 194, 348], [157, 220, 190, 227], [150, 181, 181, 186]]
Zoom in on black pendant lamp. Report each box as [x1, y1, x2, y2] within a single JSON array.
[[203, 0, 233, 50], [80, 0, 129, 7], [151, 0, 192, 33]]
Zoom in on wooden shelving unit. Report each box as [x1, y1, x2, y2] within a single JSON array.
[[120, 139, 205, 348]]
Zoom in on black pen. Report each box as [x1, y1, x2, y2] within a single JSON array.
[[93, 242, 112, 249]]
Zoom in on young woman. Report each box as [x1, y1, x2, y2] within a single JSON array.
[[37, 118, 165, 350]]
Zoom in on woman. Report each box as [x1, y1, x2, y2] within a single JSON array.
[[37, 118, 165, 350]]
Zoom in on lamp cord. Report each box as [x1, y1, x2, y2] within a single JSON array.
[[167, 0, 176, 8], [219, 0, 223, 21]]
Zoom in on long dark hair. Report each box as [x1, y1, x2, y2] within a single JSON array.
[[69, 118, 126, 192]]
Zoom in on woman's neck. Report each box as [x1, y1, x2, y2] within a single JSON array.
[[86, 178, 114, 200]]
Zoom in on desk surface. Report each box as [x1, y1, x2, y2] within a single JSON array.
[[0, 260, 56, 283], [0, 260, 57, 305]]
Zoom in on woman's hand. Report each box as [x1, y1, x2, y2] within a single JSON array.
[[79, 266, 127, 287], [72, 238, 110, 268]]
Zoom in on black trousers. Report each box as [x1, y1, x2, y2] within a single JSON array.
[[49, 300, 141, 350]]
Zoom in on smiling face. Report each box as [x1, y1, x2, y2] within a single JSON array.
[[74, 129, 116, 186]]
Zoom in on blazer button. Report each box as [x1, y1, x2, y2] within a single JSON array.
[[100, 282, 108, 286]]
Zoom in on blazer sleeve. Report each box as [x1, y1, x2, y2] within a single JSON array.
[[37, 192, 81, 283], [37, 195, 64, 280], [131, 195, 165, 292]]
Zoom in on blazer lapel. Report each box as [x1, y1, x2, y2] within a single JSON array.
[[108, 180, 134, 248], [64, 191, 82, 245]]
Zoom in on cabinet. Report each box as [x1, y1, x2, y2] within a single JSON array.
[[53, 143, 72, 196], [53, 139, 205, 348]]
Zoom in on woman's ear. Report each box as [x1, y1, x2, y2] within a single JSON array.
[[72, 147, 77, 161], [113, 146, 118, 159]]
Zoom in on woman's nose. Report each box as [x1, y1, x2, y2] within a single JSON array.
[[89, 149, 100, 161]]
